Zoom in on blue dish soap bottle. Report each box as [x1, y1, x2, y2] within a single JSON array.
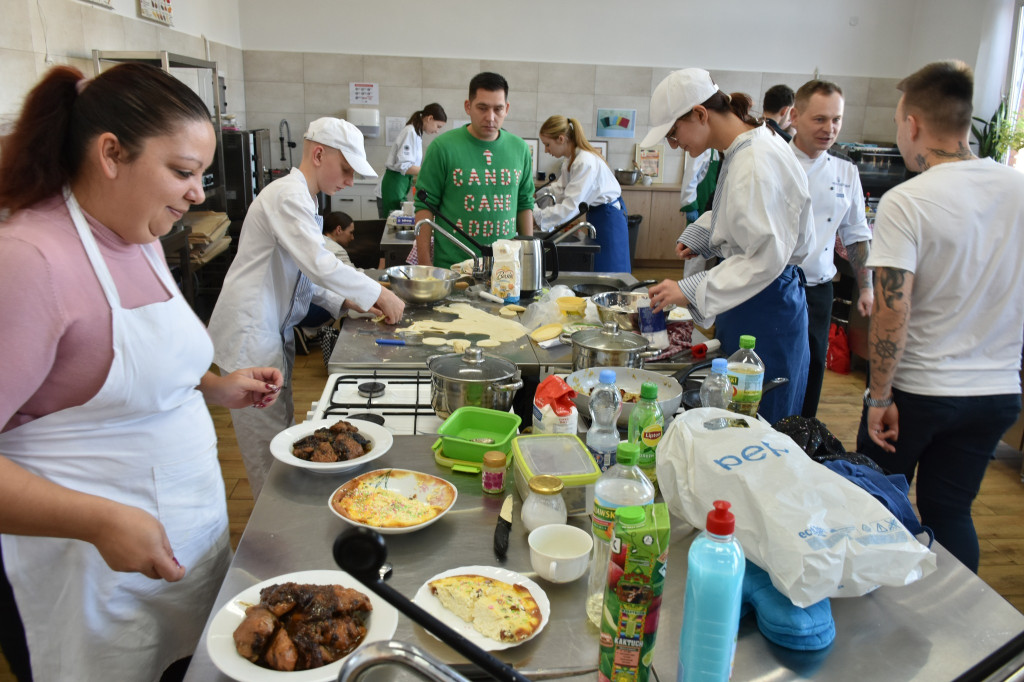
[[678, 500, 745, 681]]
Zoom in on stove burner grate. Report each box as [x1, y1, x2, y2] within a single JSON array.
[[357, 381, 387, 399], [346, 413, 386, 426]]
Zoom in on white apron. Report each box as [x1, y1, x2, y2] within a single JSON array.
[[0, 192, 231, 682]]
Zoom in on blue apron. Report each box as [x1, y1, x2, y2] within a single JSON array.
[[715, 265, 809, 424], [587, 197, 631, 272]]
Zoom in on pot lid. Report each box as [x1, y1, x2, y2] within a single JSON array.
[[571, 321, 649, 352], [428, 347, 518, 382]]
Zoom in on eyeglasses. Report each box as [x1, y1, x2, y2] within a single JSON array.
[[665, 120, 680, 143]]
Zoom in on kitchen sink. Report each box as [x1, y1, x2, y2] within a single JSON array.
[[395, 230, 416, 241]]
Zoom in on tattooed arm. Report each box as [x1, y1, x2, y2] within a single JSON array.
[[847, 240, 874, 316], [867, 266, 913, 452]]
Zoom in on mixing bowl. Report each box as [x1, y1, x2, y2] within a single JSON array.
[[590, 291, 651, 332], [614, 169, 642, 185], [385, 265, 458, 304]]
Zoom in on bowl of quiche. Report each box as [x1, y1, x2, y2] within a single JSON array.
[[328, 468, 457, 534]]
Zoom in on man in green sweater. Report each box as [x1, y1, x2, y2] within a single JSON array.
[[413, 72, 535, 269]]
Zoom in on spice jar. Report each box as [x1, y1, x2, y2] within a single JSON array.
[[521, 475, 567, 532], [481, 451, 507, 494]]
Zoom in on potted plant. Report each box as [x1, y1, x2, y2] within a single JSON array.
[[972, 98, 1024, 161]]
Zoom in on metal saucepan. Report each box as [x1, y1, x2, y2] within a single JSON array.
[[560, 321, 659, 371], [571, 279, 657, 298], [565, 366, 683, 428], [673, 359, 789, 410], [427, 348, 523, 419]]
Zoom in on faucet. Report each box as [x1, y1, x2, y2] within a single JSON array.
[[415, 218, 486, 276], [338, 640, 472, 682], [549, 220, 596, 245]]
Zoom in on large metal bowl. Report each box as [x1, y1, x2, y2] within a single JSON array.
[[590, 291, 650, 332], [614, 169, 641, 185], [385, 265, 458, 304], [565, 366, 682, 428]]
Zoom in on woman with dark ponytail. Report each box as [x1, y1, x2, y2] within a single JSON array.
[[376, 102, 447, 217], [0, 63, 282, 681], [644, 68, 815, 424]]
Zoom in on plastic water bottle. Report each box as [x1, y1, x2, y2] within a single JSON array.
[[587, 369, 622, 473], [699, 358, 732, 409], [628, 382, 665, 490], [585, 442, 655, 627], [678, 500, 746, 682], [726, 335, 765, 417]]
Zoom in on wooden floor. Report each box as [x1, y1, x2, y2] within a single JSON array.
[[2, 268, 1022, 679]]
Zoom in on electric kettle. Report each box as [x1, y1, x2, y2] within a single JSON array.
[[517, 236, 557, 297]]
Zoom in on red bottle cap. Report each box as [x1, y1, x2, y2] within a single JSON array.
[[706, 500, 735, 535]]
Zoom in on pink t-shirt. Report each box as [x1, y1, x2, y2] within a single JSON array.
[[0, 195, 173, 432]]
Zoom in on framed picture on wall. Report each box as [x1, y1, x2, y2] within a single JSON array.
[[635, 144, 665, 183], [590, 141, 609, 160], [523, 138, 540, 179]]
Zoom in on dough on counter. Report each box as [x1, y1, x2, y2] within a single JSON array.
[[504, 304, 526, 312], [401, 303, 527, 343], [476, 339, 501, 348], [423, 337, 447, 346], [450, 339, 471, 353], [498, 307, 518, 318]]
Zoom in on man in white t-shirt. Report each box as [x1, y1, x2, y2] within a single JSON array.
[[790, 80, 873, 417], [858, 61, 1024, 573]]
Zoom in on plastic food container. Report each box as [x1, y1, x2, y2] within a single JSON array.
[[435, 406, 521, 464], [512, 434, 601, 516], [557, 296, 587, 320]]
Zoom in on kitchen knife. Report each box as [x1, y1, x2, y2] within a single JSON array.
[[493, 494, 513, 562]]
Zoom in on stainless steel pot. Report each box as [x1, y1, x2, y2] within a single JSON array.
[[426, 348, 524, 419], [560, 321, 659, 371]]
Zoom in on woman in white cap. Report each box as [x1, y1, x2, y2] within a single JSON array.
[[0, 63, 283, 681], [533, 115, 630, 272], [645, 68, 814, 423], [208, 117, 405, 499], [376, 103, 447, 217]]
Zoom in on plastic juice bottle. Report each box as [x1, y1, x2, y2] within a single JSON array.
[[726, 335, 764, 417], [585, 442, 655, 627], [678, 500, 746, 682], [586, 369, 622, 472], [628, 382, 664, 490]]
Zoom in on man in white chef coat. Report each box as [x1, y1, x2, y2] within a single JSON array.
[[790, 80, 873, 418], [208, 118, 404, 498], [859, 61, 1024, 573]]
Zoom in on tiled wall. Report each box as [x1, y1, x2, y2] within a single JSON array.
[[0, 0, 245, 134], [242, 51, 903, 185]]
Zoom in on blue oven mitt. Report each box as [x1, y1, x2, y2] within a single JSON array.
[[740, 560, 836, 650]]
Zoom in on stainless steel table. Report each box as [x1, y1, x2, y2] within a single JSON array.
[[185, 436, 1024, 681]]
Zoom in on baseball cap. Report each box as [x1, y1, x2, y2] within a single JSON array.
[[640, 68, 720, 148], [304, 117, 377, 178]]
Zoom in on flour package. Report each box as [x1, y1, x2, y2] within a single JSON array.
[[656, 408, 937, 607], [491, 239, 522, 304], [532, 375, 578, 434]]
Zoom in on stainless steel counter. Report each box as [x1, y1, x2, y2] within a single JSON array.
[[185, 436, 1024, 681]]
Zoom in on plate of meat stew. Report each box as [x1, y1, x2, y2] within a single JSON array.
[[269, 419, 394, 474], [206, 569, 399, 682]]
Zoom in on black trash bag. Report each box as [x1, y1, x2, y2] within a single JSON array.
[[772, 416, 885, 474]]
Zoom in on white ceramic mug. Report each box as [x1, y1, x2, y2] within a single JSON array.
[[528, 524, 593, 583]]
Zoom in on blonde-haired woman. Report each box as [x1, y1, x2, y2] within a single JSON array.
[[535, 116, 630, 272]]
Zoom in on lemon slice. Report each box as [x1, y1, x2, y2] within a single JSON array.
[[529, 323, 563, 342]]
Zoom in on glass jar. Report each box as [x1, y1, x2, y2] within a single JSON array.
[[521, 475, 568, 532], [481, 451, 507, 494]]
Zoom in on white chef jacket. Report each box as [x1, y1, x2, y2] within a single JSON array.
[[375, 124, 422, 198], [533, 150, 621, 230], [677, 126, 813, 327], [791, 141, 872, 285], [324, 235, 357, 269], [679, 149, 716, 207], [208, 168, 380, 373], [868, 158, 1024, 396]]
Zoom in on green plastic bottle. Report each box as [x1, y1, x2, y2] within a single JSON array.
[[627, 382, 664, 490], [727, 335, 765, 417]]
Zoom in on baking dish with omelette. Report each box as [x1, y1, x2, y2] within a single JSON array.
[[328, 469, 457, 534]]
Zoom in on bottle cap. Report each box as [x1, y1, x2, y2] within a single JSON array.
[[639, 381, 658, 400], [706, 499, 735, 535], [711, 358, 728, 373], [528, 474, 564, 494], [615, 505, 647, 526], [739, 335, 756, 349], [482, 451, 506, 468], [616, 441, 640, 466], [598, 369, 617, 385]]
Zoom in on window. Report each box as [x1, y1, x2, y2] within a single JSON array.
[[1009, 0, 1024, 168]]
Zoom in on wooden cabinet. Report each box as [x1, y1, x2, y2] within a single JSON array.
[[621, 184, 684, 266]]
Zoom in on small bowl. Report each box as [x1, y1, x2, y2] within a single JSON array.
[[395, 230, 416, 241], [328, 468, 457, 534]]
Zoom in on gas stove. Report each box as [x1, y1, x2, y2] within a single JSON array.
[[308, 371, 444, 436]]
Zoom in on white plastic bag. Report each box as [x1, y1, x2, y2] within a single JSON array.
[[656, 408, 937, 607]]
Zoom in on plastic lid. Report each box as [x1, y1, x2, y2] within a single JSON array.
[[482, 451, 507, 468], [739, 335, 756, 349], [640, 381, 658, 399], [615, 505, 646, 526], [599, 369, 617, 385], [706, 500, 735, 535], [616, 442, 640, 466], [711, 358, 728, 373], [513, 434, 601, 486], [528, 474, 564, 494]]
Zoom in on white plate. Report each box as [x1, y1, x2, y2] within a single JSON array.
[[668, 307, 692, 322], [206, 569, 399, 682], [270, 419, 394, 474], [412, 565, 550, 651], [328, 468, 458, 535]]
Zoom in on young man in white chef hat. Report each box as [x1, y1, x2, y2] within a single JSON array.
[[208, 117, 405, 498]]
